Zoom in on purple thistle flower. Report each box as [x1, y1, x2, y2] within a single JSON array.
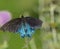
[[0, 11, 12, 27]]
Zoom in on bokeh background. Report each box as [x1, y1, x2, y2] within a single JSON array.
[[0, 0, 60, 49]]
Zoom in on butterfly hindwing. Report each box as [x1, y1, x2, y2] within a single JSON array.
[[25, 23, 35, 37], [17, 22, 35, 38]]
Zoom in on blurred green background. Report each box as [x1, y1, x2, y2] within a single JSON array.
[[0, 0, 60, 49], [0, 0, 38, 18]]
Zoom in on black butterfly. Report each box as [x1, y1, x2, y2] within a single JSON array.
[[0, 16, 42, 38]]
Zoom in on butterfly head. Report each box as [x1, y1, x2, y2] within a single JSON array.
[[21, 15, 24, 18]]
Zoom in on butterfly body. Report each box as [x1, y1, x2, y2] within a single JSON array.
[[0, 16, 42, 38]]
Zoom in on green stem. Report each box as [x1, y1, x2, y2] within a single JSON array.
[[29, 38, 37, 49], [22, 37, 29, 49], [50, 3, 57, 44]]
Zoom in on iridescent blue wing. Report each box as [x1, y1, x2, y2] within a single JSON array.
[[25, 23, 35, 37], [0, 18, 22, 33], [25, 17, 42, 29], [17, 22, 35, 38]]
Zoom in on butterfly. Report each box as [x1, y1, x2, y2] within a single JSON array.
[[0, 16, 42, 38]]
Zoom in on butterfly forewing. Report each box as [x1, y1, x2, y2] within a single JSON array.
[[0, 18, 22, 33], [25, 17, 42, 29]]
